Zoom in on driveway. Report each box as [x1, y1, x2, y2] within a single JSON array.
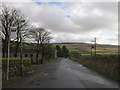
[[3, 58, 118, 88]]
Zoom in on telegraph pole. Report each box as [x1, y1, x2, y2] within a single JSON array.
[[91, 38, 97, 56], [94, 38, 96, 56], [82, 40, 84, 50]]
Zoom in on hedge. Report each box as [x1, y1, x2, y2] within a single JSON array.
[[2, 57, 31, 80]]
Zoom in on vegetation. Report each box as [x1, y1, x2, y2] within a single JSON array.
[[0, 4, 56, 81], [56, 45, 62, 57], [56, 45, 69, 58], [28, 27, 52, 64], [55, 43, 119, 81], [53, 43, 118, 56], [3, 76, 22, 86], [1, 57, 31, 61], [42, 44, 55, 60], [70, 55, 119, 81], [2, 57, 32, 80], [43, 59, 58, 64], [61, 45, 69, 58], [0, 5, 28, 58]]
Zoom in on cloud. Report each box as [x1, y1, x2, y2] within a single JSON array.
[[2, 2, 118, 45], [70, 2, 118, 32]]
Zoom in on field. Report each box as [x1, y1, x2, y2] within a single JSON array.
[[53, 43, 119, 55], [70, 55, 119, 81], [54, 43, 119, 81], [21, 42, 119, 55]]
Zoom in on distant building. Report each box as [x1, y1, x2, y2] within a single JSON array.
[[9, 49, 41, 63]]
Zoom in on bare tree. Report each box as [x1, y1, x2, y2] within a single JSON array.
[[0, 5, 16, 57], [0, 5, 28, 57], [12, 13, 28, 57], [28, 27, 52, 64], [0, 5, 29, 77]]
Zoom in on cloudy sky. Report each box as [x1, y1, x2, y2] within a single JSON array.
[[3, 1, 118, 45]]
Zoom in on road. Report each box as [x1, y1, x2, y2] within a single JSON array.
[[4, 58, 118, 88]]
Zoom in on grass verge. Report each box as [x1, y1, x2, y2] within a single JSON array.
[[43, 59, 58, 64], [2, 76, 22, 86], [70, 55, 119, 82], [2, 65, 35, 86], [1, 57, 31, 60]]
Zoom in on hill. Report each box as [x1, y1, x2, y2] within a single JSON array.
[[53, 42, 119, 55]]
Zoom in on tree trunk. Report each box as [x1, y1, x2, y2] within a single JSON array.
[[41, 44, 43, 64], [36, 51, 39, 64], [14, 41, 19, 57], [2, 39, 5, 57], [5, 36, 9, 58], [36, 45, 40, 64]]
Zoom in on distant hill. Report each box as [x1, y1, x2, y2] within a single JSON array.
[[53, 42, 119, 55], [10, 41, 119, 55]]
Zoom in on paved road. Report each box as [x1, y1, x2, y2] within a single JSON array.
[[4, 58, 118, 88]]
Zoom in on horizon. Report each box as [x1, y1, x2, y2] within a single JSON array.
[[2, 1, 118, 45]]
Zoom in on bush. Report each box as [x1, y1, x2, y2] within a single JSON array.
[[2, 57, 31, 80]]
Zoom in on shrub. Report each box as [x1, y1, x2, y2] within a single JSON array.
[[2, 57, 31, 80]]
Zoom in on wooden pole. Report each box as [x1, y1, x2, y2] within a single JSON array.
[[94, 38, 96, 56]]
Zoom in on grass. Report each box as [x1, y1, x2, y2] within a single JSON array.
[[1, 57, 31, 61], [70, 55, 119, 81], [2, 57, 32, 86], [81, 52, 119, 56], [43, 59, 58, 64], [96, 52, 118, 55], [53, 43, 118, 55], [2, 61, 34, 86], [54, 43, 119, 81], [3, 76, 22, 86], [81, 54, 91, 56], [3, 68, 36, 86]]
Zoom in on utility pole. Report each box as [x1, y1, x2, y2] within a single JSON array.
[[94, 38, 96, 56], [82, 40, 84, 50], [91, 38, 97, 56]]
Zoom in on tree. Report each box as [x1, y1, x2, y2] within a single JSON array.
[[28, 27, 52, 64], [12, 14, 28, 57], [62, 45, 69, 58], [0, 5, 29, 77], [0, 5, 16, 57], [56, 45, 61, 57], [0, 5, 28, 57], [42, 44, 55, 60]]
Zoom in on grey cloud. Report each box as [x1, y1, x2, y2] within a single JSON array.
[[3, 2, 118, 45], [71, 2, 117, 32], [9, 2, 117, 33]]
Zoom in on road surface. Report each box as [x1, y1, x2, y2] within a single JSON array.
[[3, 58, 118, 88]]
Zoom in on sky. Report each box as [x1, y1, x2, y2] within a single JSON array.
[[1, 1, 118, 45]]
